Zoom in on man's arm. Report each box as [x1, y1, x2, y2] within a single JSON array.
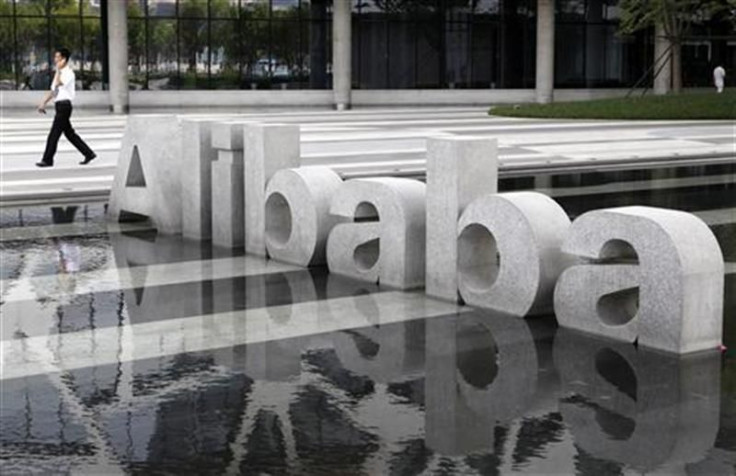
[[37, 70, 59, 112]]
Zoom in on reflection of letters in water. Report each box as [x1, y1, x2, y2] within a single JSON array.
[[424, 311, 540, 455], [554, 329, 720, 473], [101, 235, 726, 465], [108, 118, 725, 354]]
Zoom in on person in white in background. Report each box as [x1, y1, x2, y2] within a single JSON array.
[[713, 65, 726, 93], [36, 47, 97, 168]]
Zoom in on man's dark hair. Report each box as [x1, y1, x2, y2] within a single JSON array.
[[56, 48, 71, 61]]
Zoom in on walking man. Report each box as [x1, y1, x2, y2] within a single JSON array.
[[713, 65, 726, 94], [36, 48, 96, 168]]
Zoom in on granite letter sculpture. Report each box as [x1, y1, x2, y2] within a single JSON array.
[[108, 119, 726, 355], [108, 115, 183, 234], [181, 119, 219, 241], [426, 136, 498, 301], [554, 206, 724, 354], [264, 166, 343, 266], [211, 121, 252, 248], [456, 192, 572, 316], [245, 124, 301, 257], [327, 177, 427, 289]]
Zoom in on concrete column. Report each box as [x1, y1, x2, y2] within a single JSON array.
[[653, 22, 672, 95], [332, 0, 351, 110], [107, 0, 129, 114], [535, 0, 555, 104]]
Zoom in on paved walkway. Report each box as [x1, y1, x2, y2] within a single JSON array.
[[1, 107, 734, 204]]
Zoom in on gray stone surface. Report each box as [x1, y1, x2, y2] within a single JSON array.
[[554, 329, 720, 472], [264, 166, 343, 266], [554, 206, 724, 354], [426, 135, 498, 302], [210, 121, 258, 248], [327, 177, 427, 289], [181, 119, 218, 241], [456, 191, 572, 316], [211, 150, 245, 248], [108, 115, 182, 234], [244, 124, 301, 257]]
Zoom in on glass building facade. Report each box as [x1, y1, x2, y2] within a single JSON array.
[[126, 0, 331, 90], [0, 0, 733, 92], [0, 0, 104, 91]]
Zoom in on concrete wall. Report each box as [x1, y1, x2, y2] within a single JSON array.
[[0, 88, 639, 110]]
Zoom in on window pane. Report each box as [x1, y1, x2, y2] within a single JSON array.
[[303, 14, 330, 89], [555, 24, 585, 87], [387, 21, 414, 88], [470, 21, 495, 88], [52, 0, 80, 15], [415, 20, 440, 88], [148, 18, 177, 89], [300, 0, 329, 20], [241, 0, 269, 20], [81, 0, 100, 17], [209, 19, 240, 88], [179, 18, 207, 88], [241, 20, 270, 88], [211, 0, 239, 19], [179, 0, 208, 18], [445, 22, 471, 88], [15, 0, 47, 16], [270, 20, 299, 89], [1, 0, 14, 15], [128, 17, 146, 89], [81, 16, 102, 89], [127, 0, 144, 18], [17, 16, 50, 90], [0, 18, 17, 90], [357, 20, 387, 88], [148, 0, 176, 17]]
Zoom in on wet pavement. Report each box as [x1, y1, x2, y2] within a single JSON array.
[[1, 164, 735, 475]]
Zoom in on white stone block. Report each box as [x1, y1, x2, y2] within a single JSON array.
[[264, 166, 343, 266], [554, 206, 724, 354], [554, 329, 720, 471], [211, 121, 248, 150], [181, 119, 218, 241], [426, 135, 498, 301], [327, 177, 427, 289], [456, 192, 572, 316], [244, 123, 301, 257], [108, 115, 183, 234], [211, 151, 244, 248]]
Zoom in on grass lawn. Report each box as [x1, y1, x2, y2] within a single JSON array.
[[490, 90, 736, 120]]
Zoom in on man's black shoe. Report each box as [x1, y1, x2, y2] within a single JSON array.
[[35, 162, 53, 168], [80, 154, 96, 165]]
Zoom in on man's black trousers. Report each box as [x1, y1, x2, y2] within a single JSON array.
[[40, 100, 95, 165]]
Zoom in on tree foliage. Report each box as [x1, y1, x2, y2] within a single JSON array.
[[619, 0, 732, 41]]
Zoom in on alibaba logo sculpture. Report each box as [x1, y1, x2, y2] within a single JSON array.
[[108, 115, 725, 355]]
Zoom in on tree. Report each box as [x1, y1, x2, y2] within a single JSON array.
[[619, 0, 733, 92]]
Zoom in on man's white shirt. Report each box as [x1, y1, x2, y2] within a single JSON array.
[[714, 66, 726, 83], [52, 67, 75, 102]]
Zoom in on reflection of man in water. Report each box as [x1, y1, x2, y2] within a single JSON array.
[[713, 65, 726, 93], [51, 206, 82, 292]]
